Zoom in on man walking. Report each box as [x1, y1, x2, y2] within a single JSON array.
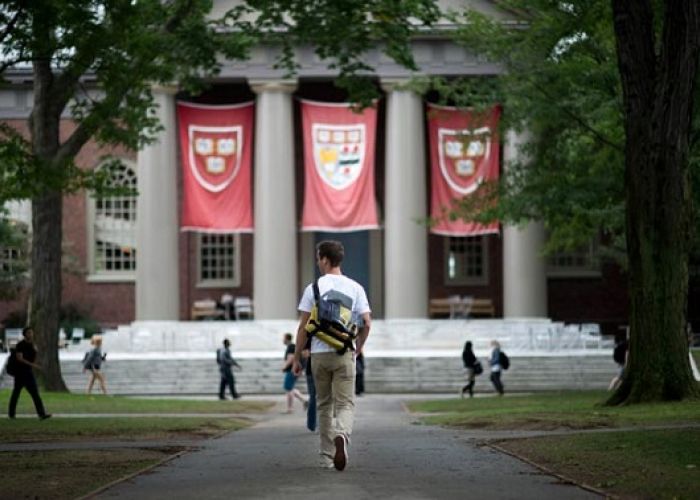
[[293, 240, 371, 471], [217, 339, 241, 400]]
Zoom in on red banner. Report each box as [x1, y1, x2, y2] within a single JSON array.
[[177, 101, 254, 233], [428, 104, 501, 236], [301, 100, 379, 231]]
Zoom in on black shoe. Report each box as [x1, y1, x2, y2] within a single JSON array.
[[333, 435, 347, 471], [40, 414, 52, 420]]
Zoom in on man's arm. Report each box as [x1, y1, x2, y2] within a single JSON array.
[[16, 352, 40, 370], [292, 311, 310, 376], [355, 312, 371, 355]]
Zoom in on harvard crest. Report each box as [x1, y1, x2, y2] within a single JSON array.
[[312, 124, 366, 190], [438, 127, 492, 195], [188, 125, 243, 193]]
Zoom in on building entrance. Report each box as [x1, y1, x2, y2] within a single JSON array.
[[314, 231, 370, 299]]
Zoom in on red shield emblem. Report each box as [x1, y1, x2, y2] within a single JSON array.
[[188, 125, 243, 192], [438, 127, 493, 195]]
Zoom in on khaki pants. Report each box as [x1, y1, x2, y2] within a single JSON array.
[[311, 351, 355, 462]]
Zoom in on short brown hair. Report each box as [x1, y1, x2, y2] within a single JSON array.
[[317, 240, 344, 267]]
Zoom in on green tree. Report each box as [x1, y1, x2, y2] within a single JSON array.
[[444, 0, 699, 403], [0, 0, 438, 390]]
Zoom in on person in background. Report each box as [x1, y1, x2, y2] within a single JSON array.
[[8, 326, 51, 420], [489, 340, 505, 396], [217, 339, 241, 400], [608, 333, 629, 391], [83, 335, 108, 395], [282, 333, 307, 413], [460, 341, 478, 398], [302, 344, 316, 431], [355, 353, 365, 396]]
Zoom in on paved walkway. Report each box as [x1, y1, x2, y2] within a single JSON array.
[[92, 395, 597, 500]]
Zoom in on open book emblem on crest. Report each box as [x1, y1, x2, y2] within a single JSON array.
[[438, 127, 492, 195], [312, 124, 365, 190], [188, 125, 243, 193]]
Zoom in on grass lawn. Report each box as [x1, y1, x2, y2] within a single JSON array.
[[0, 391, 272, 497], [0, 448, 185, 499], [498, 429, 700, 500], [407, 390, 700, 430], [409, 391, 700, 499], [0, 416, 249, 442], [0, 389, 274, 415]]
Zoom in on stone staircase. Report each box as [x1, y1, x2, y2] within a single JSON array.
[[1, 319, 622, 395], [23, 353, 616, 395]]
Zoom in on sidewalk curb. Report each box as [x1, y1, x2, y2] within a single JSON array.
[[77, 448, 191, 500], [486, 442, 614, 499]]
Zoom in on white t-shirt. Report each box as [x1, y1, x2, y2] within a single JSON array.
[[298, 273, 371, 353]]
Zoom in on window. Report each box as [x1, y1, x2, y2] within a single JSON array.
[[547, 240, 601, 277], [445, 236, 488, 285], [88, 160, 137, 281], [198, 233, 240, 287]]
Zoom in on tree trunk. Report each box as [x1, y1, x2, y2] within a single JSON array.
[[608, 0, 700, 404], [30, 191, 67, 391], [29, 53, 68, 391]]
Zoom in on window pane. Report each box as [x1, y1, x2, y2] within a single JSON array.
[[199, 234, 237, 284]]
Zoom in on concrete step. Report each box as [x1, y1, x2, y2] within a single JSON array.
[[0, 355, 619, 395]]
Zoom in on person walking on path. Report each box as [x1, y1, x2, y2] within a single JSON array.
[[460, 341, 480, 398], [355, 352, 365, 396], [608, 334, 629, 391], [293, 240, 372, 471], [489, 340, 505, 396], [302, 344, 316, 432], [282, 333, 307, 413], [83, 335, 108, 395], [217, 339, 241, 400], [8, 326, 51, 420]]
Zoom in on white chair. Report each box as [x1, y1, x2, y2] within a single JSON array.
[[446, 295, 467, 319], [234, 297, 254, 320], [4, 328, 22, 350], [580, 323, 603, 349], [461, 295, 474, 319], [71, 327, 85, 345]]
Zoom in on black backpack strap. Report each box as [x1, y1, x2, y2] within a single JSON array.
[[312, 277, 320, 303]]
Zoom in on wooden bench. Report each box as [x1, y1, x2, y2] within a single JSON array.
[[191, 300, 225, 321], [428, 297, 495, 319]]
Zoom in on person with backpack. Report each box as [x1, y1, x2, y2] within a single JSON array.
[[489, 340, 505, 396], [608, 334, 629, 391], [83, 335, 108, 395], [217, 339, 241, 400], [292, 240, 372, 471], [460, 341, 482, 398], [7, 326, 51, 420], [282, 333, 307, 413]]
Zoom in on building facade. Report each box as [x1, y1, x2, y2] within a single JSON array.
[[3, 2, 695, 334]]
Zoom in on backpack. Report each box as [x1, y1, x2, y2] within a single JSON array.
[[498, 351, 510, 370], [305, 278, 358, 355], [6, 348, 18, 377], [216, 348, 222, 365]]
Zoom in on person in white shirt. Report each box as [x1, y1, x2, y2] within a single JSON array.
[[293, 240, 371, 471]]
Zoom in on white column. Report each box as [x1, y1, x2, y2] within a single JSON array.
[[251, 81, 298, 319], [502, 131, 548, 318], [383, 83, 428, 318], [136, 87, 179, 320]]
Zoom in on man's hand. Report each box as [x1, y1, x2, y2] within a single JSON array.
[[292, 359, 303, 376]]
